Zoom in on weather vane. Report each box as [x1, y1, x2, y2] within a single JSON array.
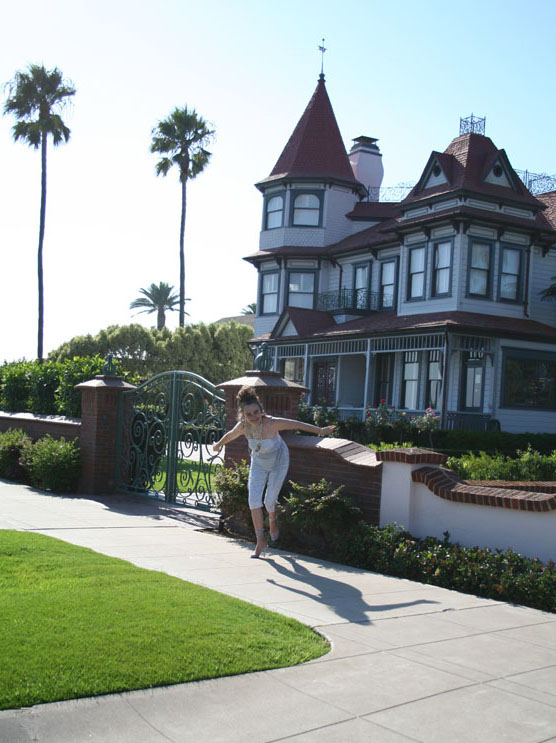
[[318, 38, 327, 76]]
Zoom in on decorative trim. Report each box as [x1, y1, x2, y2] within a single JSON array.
[[412, 466, 556, 512]]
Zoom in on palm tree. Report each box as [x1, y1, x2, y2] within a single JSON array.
[[242, 302, 257, 315], [540, 277, 556, 301], [130, 282, 183, 330], [3, 64, 75, 361], [150, 106, 214, 327]]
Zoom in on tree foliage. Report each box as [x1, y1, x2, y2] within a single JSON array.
[[49, 321, 253, 382], [3, 64, 76, 361], [130, 282, 181, 330], [150, 106, 215, 327]]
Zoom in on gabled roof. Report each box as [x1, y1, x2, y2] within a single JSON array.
[[256, 75, 364, 192], [402, 133, 543, 210], [270, 306, 334, 339]]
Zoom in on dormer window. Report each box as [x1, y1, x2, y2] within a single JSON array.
[[265, 195, 284, 229], [292, 193, 321, 226]]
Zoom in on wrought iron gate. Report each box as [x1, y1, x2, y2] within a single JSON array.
[[114, 371, 226, 509]]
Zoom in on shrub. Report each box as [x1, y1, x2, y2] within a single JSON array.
[[447, 446, 556, 481], [0, 362, 33, 412], [20, 436, 81, 493], [214, 460, 252, 536], [0, 428, 32, 481], [280, 479, 363, 553]]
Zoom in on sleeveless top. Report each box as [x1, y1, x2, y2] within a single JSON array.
[[247, 433, 289, 472]]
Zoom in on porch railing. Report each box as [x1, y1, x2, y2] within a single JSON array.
[[444, 412, 499, 432]]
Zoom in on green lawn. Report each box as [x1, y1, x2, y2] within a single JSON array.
[[153, 457, 215, 494], [0, 531, 329, 710]]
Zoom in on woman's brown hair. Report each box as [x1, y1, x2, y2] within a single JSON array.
[[237, 385, 265, 421]]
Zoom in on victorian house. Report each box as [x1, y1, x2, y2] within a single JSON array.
[[245, 74, 556, 433]]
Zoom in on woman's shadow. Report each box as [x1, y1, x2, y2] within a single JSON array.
[[264, 554, 438, 624]]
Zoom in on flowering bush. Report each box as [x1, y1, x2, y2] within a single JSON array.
[[411, 407, 440, 433]]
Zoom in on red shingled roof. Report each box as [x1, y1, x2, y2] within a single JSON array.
[[257, 75, 363, 190], [271, 307, 334, 339], [345, 202, 400, 220], [537, 191, 556, 230], [271, 309, 556, 344], [403, 133, 542, 210]]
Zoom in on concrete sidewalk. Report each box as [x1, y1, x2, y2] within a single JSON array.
[[1, 481, 556, 743]]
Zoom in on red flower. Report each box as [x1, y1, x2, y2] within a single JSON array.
[[380, 398, 385, 404]]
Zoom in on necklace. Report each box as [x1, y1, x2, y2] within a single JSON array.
[[253, 419, 264, 452]]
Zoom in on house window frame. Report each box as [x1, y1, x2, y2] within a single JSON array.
[[286, 269, 318, 309], [282, 357, 305, 386], [500, 347, 556, 410], [431, 239, 453, 298], [379, 257, 398, 310], [467, 239, 494, 300], [498, 244, 525, 304], [460, 351, 485, 411], [353, 261, 372, 309], [259, 270, 280, 316], [401, 350, 421, 410], [406, 245, 426, 301], [426, 350, 443, 409], [289, 190, 324, 227], [263, 192, 285, 230]]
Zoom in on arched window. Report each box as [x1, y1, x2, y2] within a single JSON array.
[[292, 194, 320, 226], [265, 195, 284, 229]]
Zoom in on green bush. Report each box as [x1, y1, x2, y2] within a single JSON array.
[[0, 428, 32, 481], [0, 362, 33, 412], [280, 479, 363, 554], [334, 523, 556, 613], [20, 435, 81, 493], [433, 429, 556, 457], [447, 446, 556, 481], [214, 460, 252, 536]]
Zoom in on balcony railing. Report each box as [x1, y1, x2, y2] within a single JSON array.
[[315, 288, 380, 313]]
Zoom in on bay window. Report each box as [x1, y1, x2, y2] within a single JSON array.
[[407, 246, 425, 300], [260, 272, 279, 314], [432, 241, 452, 297], [468, 241, 493, 298], [287, 272, 315, 308], [499, 246, 522, 302]]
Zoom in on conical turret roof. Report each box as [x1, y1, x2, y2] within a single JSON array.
[[257, 75, 364, 192]]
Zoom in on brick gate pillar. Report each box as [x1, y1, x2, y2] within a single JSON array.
[[75, 375, 136, 495], [216, 371, 308, 468]]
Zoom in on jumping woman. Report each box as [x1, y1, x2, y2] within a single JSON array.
[[212, 385, 336, 558]]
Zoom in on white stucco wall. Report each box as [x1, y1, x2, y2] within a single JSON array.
[[379, 461, 556, 563]]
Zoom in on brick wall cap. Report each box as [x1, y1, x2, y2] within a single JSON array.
[[75, 378, 136, 390], [413, 466, 556, 511], [376, 447, 448, 465], [0, 410, 81, 425], [217, 370, 309, 393]]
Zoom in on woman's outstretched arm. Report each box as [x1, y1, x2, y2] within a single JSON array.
[[268, 417, 336, 437], [212, 421, 244, 453]]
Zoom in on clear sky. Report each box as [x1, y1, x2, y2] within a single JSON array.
[[1, 0, 555, 363]]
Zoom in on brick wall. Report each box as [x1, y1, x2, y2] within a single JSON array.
[[0, 412, 81, 441]]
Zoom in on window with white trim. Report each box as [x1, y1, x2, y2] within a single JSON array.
[[265, 195, 284, 229], [354, 263, 370, 309], [287, 272, 315, 308], [499, 246, 522, 301], [469, 242, 492, 297], [261, 272, 279, 314], [402, 351, 420, 409], [380, 260, 396, 309], [461, 352, 484, 410], [407, 246, 425, 300], [426, 350, 442, 408], [432, 241, 451, 296], [292, 194, 320, 226]]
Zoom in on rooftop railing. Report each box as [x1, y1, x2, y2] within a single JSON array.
[[315, 288, 382, 313]]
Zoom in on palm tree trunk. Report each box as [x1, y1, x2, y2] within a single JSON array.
[[37, 132, 47, 362], [157, 306, 165, 330], [179, 178, 187, 327]]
